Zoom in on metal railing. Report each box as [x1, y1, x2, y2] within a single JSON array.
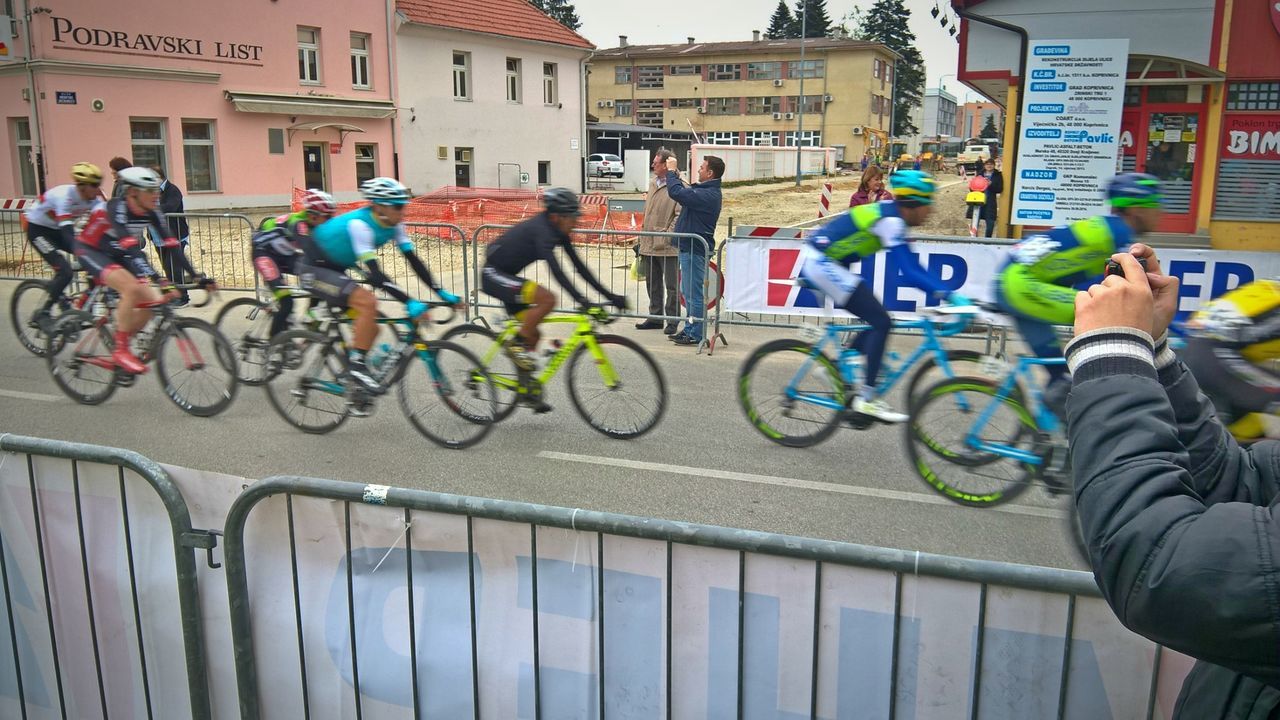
[[0, 209, 40, 280], [168, 213, 259, 291], [396, 222, 471, 319], [0, 433, 214, 719]]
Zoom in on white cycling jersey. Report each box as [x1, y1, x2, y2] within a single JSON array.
[[24, 184, 101, 230]]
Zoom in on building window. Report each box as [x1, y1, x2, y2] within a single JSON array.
[[1227, 82, 1280, 111], [298, 27, 320, 84], [537, 161, 550, 185], [707, 97, 739, 115], [12, 118, 36, 195], [636, 111, 664, 127], [636, 65, 664, 89], [130, 119, 167, 177], [787, 60, 825, 79], [793, 95, 823, 114], [669, 98, 701, 109], [873, 59, 881, 79], [181, 121, 217, 192], [709, 64, 741, 81], [747, 96, 781, 115], [615, 66, 632, 84], [784, 130, 822, 146], [350, 33, 371, 89], [746, 131, 777, 146], [706, 132, 738, 145], [506, 58, 522, 103], [747, 62, 782, 80], [614, 100, 632, 116], [543, 62, 558, 104], [453, 52, 471, 100], [669, 64, 701, 76], [355, 144, 377, 184]]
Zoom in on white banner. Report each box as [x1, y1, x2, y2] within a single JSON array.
[[723, 235, 1278, 318], [1013, 39, 1129, 225]]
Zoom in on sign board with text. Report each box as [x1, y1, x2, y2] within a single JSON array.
[[1012, 39, 1129, 225], [1222, 114, 1280, 160]]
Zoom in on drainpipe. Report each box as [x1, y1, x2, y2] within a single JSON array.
[[385, 0, 400, 180], [22, 0, 48, 193]]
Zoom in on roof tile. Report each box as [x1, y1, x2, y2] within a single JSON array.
[[398, 0, 594, 50]]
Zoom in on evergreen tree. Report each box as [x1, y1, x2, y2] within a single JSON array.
[[791, 0, 833, 38], [980, 114, 1000, 140], [834, 7, 868, 40], [766, 0, 797, 39], [860, 0, 924, 136], [529, 0, 582, 32]]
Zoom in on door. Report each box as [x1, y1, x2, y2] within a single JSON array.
[[1124, 104, 1203, 234], [454, 147, 473, 188], [302, 143, 328, 191]]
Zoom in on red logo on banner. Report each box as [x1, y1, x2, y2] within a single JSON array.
[[765, 248, 821, 308]]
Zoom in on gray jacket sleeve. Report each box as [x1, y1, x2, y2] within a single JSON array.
[[1067, 328, 1280, 686]]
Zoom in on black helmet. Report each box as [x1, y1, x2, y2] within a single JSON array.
[[542, 187, 581, 216]]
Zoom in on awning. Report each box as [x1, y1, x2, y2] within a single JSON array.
[[287, 122, 366, 145], [1127, 55, 1226, 86], [224, 91, 397, 119]]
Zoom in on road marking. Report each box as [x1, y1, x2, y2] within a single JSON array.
[[0, 388, 61, 403], [538, 451, 1066, 520]]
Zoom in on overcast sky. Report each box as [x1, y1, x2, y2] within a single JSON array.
[[575, 0, 975, 100]]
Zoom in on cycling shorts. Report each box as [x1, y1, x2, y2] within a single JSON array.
[[796, 246, 863, 307], [297, 257, 358, 308], [481, 266, 537, 316], [75, 247, 149, 282]]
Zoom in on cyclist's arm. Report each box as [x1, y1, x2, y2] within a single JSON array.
[[540, 236, 593, 306], [344, 220, 414, 302], [150, 209, 200, 278], [878, 218, 949, 297], [559, 239, 613, 299], [398, 229, 456, 302]]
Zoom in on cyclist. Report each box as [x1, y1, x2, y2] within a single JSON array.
[[300, 177, 461, 393], [23, 162, 104, 329], [993, 172, 1163, 415], [1181, 278, 1280, 442], [481, 187, 628, 368], [251, 189, 336, 337], [76, 167, 205, 374], [798, 170, 968, 423]]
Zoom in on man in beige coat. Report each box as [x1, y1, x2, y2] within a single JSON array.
[[636, 149, 682, 333]]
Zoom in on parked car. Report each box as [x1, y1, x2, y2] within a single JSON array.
[[587, 153, 624, 178]]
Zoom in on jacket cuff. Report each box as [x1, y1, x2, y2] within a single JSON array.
[[1064, 327, 1157, 382], [1153, 331, 1178, 370]]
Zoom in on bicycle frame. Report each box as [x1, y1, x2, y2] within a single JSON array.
[[962, 356, 1066, 465], [481, 314, 620, 391]]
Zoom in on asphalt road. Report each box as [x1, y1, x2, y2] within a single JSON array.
[[0, 279, 1084, 571]]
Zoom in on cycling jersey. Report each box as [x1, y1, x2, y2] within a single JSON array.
[[483, 212, 612, 307], [253, 210, 312, 257], [802, 200, 949, 298], [25, 184, 100, 239], [75, 198, 173, 281], [996, 215, 1133, 325], [309, 207, 411, 269]]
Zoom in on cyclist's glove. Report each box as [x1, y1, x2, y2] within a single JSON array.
[[947, 292, 973, 307], [436, 288, 461, 306], [607, 293, 629, 311], [586, 304, 610, 321], [406, 299, 429, 320]]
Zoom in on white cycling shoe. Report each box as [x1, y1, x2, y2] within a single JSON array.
[[852, 397, 909, 424]]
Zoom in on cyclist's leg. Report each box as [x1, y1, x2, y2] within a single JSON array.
[[252, 249, 294, 336], [482, 266, 546, 350], [520, 285, 555, 351], [80, 249, 159, 373], [298, 259, 376, 389], [996, 266, 1074, 382], [27, 225, 74, 313]]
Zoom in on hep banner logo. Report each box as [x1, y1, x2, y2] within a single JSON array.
[[766, 248, 821, 308]]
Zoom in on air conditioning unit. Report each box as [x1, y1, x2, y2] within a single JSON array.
[[460, 150, 472, 162], [91, 98, 106, 113], [696, 106, 707, 114], [784, 112, 795, 120], [852, 127, 864, 136], [605, 100, 615, 107], [824, 94, 834, 102], [772, 112, 783, 120], [437, 146, 448, 160], [772, 79, 784, 87], [597, 100, 606, 108]]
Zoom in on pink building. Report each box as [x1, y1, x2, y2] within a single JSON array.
[[0, 0, 398, 208]]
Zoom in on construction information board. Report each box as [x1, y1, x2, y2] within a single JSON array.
[[1012, 38, 1129, 225]]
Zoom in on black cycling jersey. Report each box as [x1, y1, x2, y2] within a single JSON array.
[[483, 213, 610, 306]]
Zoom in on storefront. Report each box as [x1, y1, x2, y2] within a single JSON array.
[[0, 1, 396, 208]]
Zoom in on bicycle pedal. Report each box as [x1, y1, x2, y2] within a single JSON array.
[[114, 371, 138, 387]]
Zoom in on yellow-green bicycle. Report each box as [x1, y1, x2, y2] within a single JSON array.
[[442, 305, 667, 438]]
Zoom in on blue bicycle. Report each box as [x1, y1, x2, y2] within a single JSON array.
[[737, 307, 989, 447]]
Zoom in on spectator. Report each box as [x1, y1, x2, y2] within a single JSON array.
[[979, 158, 1003, 238], [635, 150, 682, 334], [860, 154, 870, 172], [912, 155, 923, 171], [154, 166, 192, 305], [108, 157, 131, 200], [660, 154, 723, 347], [1067, 247, 1280, 717], [849, 165, 892, 207]]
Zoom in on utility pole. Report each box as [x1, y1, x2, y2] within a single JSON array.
[[794, 0, 806, 186]]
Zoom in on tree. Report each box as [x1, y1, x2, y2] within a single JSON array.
[[834, 7, 869, 40], [766, 0, 797, 39], [980, 114, 1000, 140], [792, 0, 833, 38], [860, 0, 924, 136], [529, 0, 582, 31]]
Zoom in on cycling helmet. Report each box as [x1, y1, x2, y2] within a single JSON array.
[[889, 170, 936, 206], [302, 188, 337, 216], [360, 177, 410, 206], [117, 166, 162, 191], [542, 187, 581, 216], [70, 162, 103, 186], [1107, 173, 1163, 209], [1183, 280, 1280, 429]]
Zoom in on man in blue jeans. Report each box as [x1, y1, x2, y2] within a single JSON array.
[[660, 154, 723, 346]]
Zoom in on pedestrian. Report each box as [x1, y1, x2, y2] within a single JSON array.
[[154, 166, 192, 305], [108, 157, 132, 199], [635, 150, 683, 334], [660, 154, 723, 347], [1065, 245, 1280, 718], [979, 158, 1003, 238], [849, 165, 892, 207], [860, 153, 869, 172], [912, 155, 922, 171]]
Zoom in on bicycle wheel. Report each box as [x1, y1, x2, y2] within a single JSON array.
[[566, 334, 667, 439], [397, 340, 497, 449], [153, 317, 239, 417], [11, 279, 55, 357], [441, 322, 520, 421], [213, 297, 278, 385], [737, 339, 844, 448], [46, 311, 118, 405], [264, 329, 350, 433], [905, 376, 1035, 506], [902, 349, 993, 409]]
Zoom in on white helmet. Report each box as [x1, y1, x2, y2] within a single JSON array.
[[117, 166, 162, 191], [360, 177, 410, 206]]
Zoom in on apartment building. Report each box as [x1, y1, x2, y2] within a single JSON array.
[[587, 34, 900, 162]]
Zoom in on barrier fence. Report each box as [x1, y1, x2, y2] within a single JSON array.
[[0, 434, 1191, 719], [0, 209, 39, 280], [168, 213, 259, 291]]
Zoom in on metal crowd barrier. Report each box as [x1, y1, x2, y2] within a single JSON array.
[[397, 222, 472, 320], [0, 208, 42, 280], [0, 433, 215, 719], [168, 213, 259, 291]]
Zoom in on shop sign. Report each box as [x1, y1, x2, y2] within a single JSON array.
[[50, 15, 263, 65], [1223, 114, 1280, 160]]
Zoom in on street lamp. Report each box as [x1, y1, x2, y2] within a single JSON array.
[[794, 0, 807, 187]]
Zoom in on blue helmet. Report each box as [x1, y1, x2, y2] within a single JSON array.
[[360, 177, 410, 206], [889, 170, 936, 206], [1107, 173, 1163, 209]]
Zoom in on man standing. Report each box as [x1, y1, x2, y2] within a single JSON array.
[[635, 150, 682, 334], [661, 154, 723, 347], [155, 166, 192, 305]]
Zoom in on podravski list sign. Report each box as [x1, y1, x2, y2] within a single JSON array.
[[1013, 39, 1128, 225]]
